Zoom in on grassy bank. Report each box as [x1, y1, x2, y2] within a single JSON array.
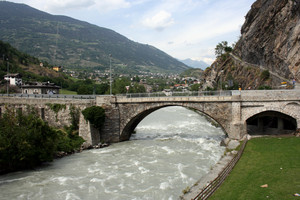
[[210, 136, 300, 200], [59, 89, 77, 95]]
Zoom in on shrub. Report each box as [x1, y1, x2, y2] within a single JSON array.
[[258, 85, 272, 90], [56, 129, 84, 153], [82, 106, 105, 130], [0, 107, 85, 173], [260, 70, 270, 80], [0, 108, 59, 172]]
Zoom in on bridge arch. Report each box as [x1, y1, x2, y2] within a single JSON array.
[[245, 109, 297, 135], [119, 104, 227, 141]]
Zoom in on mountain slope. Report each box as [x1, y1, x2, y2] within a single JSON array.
[[234, 0, 300, 80], [180, 59, 209, 70], [0, 40, 72, 93], [0, 2, 189, 74], [202, 0, 299, 90]]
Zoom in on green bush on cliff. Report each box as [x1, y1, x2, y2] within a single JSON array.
[[82, 106, 105, 130], [260, 70, 270, 80], [215, 41, 232, 57]]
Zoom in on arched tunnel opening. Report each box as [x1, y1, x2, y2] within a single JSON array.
[[246, 111, 297, 135]]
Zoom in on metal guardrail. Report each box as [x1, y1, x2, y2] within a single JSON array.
[[193, 139, 248, 200], [0, 93, 97, 99], [118, 91, 232, 98], [0, 91, 233, 99]]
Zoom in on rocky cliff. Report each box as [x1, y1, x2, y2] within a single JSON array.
[[202, 0, 300, 90]]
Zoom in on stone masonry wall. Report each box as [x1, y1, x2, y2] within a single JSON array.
[[0, 97, 95, 145]]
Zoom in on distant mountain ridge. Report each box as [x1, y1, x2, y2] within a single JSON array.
[[180, 58, 209, 70], [0, 1, 190, 74]]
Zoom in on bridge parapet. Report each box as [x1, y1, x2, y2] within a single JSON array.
[[240, 90, 300, 101], [115, 95, 236, 103]]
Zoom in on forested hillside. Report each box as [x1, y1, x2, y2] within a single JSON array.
[[0, 40, 146, 95], [0, 1, 189, 74]]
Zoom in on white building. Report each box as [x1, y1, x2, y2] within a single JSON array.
[[4, 73, 22, 86], [21, 82, 60, 95]]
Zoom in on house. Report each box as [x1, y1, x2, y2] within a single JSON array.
[[21, 82, 60, 94], [53, 66, 62, 72], [4, 73, 22, 86]]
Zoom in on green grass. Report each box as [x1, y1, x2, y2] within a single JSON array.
[[210, 137, 300, 200], [59, 89, 77, 95]]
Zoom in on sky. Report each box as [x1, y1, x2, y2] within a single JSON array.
[[8, 0, 256, 64]]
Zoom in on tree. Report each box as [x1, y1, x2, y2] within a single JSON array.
[[0, 108, 59, 171], [191, 84, 200, 91], [113, 78, 130, 94], [77, 84, 93, 94], [215, 41, 233, 57], [95, 83, 109, 95], [0, 107, 85, 173], [128, 83, 146, 93]]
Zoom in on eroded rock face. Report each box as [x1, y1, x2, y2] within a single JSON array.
[[234, 0, 300, 80]]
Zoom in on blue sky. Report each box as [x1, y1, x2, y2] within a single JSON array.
[[9, 0, 256, 64]]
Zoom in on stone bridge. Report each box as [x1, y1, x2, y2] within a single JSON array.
[[0, 90, 300, 147]]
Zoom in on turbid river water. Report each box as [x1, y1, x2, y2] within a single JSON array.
[[0, 106, 225, 200]]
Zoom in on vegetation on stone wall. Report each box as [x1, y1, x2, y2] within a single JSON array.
[[46, 103, 66, 113], [69, 105, 80, 130], [82, 106, 105, 130], [59, 105, 84, 153], [0, 107, 84, 174], [46, 103, 66, 121]]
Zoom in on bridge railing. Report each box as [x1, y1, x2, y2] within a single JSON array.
[[0, 90, 233, 99], [117, 91, 232, 98], [0, 93, 97, 99]]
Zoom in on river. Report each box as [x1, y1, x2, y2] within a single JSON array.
[[0, 106, 225, 200]]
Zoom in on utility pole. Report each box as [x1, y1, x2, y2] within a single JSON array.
[[220, 70, 224, 91], [6, 57, 9, 96], [109, 54, 112, 96]]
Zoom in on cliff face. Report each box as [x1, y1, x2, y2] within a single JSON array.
[[202, 0, 300, 90], [235, 0, 300, 80]]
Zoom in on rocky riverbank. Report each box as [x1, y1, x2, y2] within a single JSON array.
[[55, 142, 110, 159]]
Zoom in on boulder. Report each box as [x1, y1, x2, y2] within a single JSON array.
[[227, 140, 240, 150]]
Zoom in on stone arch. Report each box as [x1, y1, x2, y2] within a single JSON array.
[[119, 104, 227, 141], [246, 109, 297, 135]]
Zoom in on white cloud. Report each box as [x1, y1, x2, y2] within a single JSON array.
[[200, 57, 215, 65], [15, 0, 131, 14], [22, 0, 95, 13], [94, 0, 130, 13], [142, 10, 174, 31], [48, 0, 95, 10]]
